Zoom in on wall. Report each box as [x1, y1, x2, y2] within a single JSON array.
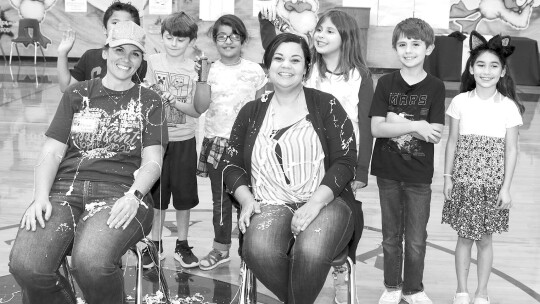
[[1, 0, 539, 69]]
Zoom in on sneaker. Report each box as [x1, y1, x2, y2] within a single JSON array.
[[379, 289, 402, 304], [453, 293, 470, 304], [402, 291, 433, 304], [332, 265, 348, 304], [472, 296, 490, 304], [199, 249, 230, 271], [174, 240, 199, 268], [141, 242, 165, 269]]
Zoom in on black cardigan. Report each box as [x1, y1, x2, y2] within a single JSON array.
[[223, 87, 363, 260]]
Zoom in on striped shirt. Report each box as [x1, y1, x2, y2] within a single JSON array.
[[251, 103, 325, 205]]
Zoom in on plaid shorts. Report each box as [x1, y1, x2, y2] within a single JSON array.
[[196, 136, 229, 178]]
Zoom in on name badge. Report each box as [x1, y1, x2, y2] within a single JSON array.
[[72, 113, 99, 133]]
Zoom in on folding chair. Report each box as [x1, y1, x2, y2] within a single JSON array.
[[9, 18, 51, 64]]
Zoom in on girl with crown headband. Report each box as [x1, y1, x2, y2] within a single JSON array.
[[442, 31, 524, 304]]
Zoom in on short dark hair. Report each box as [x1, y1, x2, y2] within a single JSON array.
[[263, 33, 311, 76], [103, 1, 141, 27], [161, 11, 198, 40], [209, 14, 248, 44], [391, 17, 434, 49]]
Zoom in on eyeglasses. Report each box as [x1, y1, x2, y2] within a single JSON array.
[[215, 33, 242, 42]]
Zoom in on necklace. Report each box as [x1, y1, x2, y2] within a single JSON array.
[[101, 81, 133, 105], [220, 57, 242, 66]]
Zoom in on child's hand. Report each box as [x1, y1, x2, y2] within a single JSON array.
[[259, 0, 278, 21], [57, 29, 76, 57], [496, 188, 512, 209], [413, 120, 441, 143], [443, 178, 453, 201], [351, 181, 366, 191], [161, 92, 174, 104]]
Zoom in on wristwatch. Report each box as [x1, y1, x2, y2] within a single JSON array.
[[125, 189, 144, 201]]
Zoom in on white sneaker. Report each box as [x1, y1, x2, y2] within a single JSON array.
[[379, 289, 402, 304], [453, 292, 470, 304], [332, 265, 348, 304], [402, 291, 433, 304], [473, 296, 490, 304]]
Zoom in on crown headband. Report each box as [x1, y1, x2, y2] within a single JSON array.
[[469, 30, 515, 58]]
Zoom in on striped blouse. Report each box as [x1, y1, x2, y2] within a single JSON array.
[[251, 102, 325, 205]]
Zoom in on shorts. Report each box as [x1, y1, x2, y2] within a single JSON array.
[[151, 137, 199, 210]]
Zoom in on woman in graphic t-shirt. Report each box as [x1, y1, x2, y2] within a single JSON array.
[[9, 21, 168, 303]]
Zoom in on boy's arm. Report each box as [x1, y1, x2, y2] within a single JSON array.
[[173, 102, 200, 118], [57, 30, 78, 92], [371, 115, 441, 142], [386, 112, 443, 143]]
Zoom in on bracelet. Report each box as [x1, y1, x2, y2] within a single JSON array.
[[443, 173, 452, 177]]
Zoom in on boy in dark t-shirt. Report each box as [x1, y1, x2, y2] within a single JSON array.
[[56, 2, 147, 92], [369, 18, 445, 304]]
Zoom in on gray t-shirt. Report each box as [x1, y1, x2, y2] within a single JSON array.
[[146, 53, 198, 141]]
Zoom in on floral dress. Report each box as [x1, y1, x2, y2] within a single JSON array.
[[442, 90, 522, 240]]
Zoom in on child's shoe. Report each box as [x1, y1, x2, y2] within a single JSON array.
[[199, 249, 230, 270], [453, 293, 470, 304], [378, 289, 402, 304], [141, 240, 165, 269], [472, 296, 490, 304], [402, 291, 433, 304], [174, 240, 199, 268]]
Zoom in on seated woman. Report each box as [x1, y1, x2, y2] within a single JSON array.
[[9, 21, 167, 304], [223, 32, 362, 304]]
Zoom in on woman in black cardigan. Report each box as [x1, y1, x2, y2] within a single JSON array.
[[223, 33, 362, 304]]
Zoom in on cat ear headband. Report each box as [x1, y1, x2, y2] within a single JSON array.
[[469, 30, 515, 58]]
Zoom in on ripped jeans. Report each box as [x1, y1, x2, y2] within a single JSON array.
[[9, 180, 153, 304], [242, 197, 353, 304]]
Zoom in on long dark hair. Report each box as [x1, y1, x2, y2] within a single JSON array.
[[310, 9, 369, 81], [461, 31, 524, 114]]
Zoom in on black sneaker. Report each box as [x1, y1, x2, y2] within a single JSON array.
[[174, 240, 199, 268], [142, 241, 164, 269]]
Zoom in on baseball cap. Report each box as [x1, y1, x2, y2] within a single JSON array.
[[106, 20, 146, 53]]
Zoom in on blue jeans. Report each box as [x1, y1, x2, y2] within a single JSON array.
[[242, 198, 353, 304], [377, 177, 431, 295], [208, 159, 238, 251], [9, 180, 153, 304]]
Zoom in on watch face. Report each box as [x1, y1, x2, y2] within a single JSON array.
[[133, 190, 144, 200]]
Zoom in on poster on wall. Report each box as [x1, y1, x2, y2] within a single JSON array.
[[376, 0, 449, 28], [377, 0, 414, 26], [149, 0, 172, 15], [414, 0, 450, 29], [199, 0, 235, 21], [65, 0, 87, 13]]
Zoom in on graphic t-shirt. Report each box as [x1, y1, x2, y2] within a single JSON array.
[[46, 78, 168, 186], [205, 59, 267, 139], [70, 48, 147, 84], [146, 53, 198, 141], [369, 71, 446, 184]]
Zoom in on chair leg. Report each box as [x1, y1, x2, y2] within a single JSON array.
[[39, 44, 46, 62], [347, 257, 356, 304], [239, 260, 257, 304], [15, 44, 21, 63], [133, 246, 144, 304], [34, 42, 37, 65], [138, 238, 171, 304], [9, 42, 13, 65]]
